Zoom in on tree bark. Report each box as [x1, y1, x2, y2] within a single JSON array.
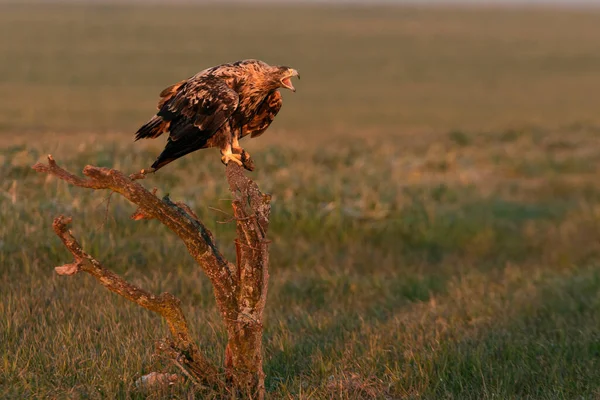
[[224, 165, 271, 397], [32, 155, 270, 398]]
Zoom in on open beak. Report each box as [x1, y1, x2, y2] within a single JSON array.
[[281, 69, 300, 92]]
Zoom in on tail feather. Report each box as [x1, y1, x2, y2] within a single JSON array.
[[150, 134, 210, 171], [135, 116, 170, 141], [151, 157, 176, 170]]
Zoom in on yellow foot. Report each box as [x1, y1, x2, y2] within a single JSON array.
[[221, 153, 244, 166]]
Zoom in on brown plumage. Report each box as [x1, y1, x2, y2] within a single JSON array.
[[135, 59, 299, 171]]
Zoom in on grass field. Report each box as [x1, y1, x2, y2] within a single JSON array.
[[2, 2, 600, 399]]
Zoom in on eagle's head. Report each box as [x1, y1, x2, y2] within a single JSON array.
[[275, 66, 300, 92], [236, 60, 300, 92]]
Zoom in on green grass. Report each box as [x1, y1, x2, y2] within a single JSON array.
[[2, 3, 600, 399]]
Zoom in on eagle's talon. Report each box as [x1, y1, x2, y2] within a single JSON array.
[[241, 150, 255, 171], [221, 153, 244, 167]]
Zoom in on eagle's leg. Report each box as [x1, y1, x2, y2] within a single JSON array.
[[220, 142, 244, 167], [231, 130, 247, 157], [232, 128, 254, 171]]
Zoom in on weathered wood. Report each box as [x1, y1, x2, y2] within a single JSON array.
[[33, 156, 238, 322], [224, 163, 271, 398], [51, 215, 222, 388], [33, 155, 271, 398]]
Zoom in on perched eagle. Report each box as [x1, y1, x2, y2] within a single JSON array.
[[135, 59, 299, 171]]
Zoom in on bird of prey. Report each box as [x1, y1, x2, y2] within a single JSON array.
[[134, 59, 299, 172]]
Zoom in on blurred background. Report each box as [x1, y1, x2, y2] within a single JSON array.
[[3, 1, 600, 398], [3, 0, 600, 136]]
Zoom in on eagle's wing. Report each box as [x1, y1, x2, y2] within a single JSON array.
[[135, 76, 239, 142], [241, 90, 283, 139], [160, 75, 239, 141], [134, 79, 186, 140], [138, 76, 240, 170]]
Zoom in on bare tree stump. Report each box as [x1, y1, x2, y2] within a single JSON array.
[[32, 155, 271, 399]]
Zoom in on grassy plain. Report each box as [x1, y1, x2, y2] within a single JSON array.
[[2, 3, 600, 399]]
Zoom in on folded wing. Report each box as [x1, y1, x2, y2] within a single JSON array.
[[135, 75, 240, 170]]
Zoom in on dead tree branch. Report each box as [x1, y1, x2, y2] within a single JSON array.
[[33, 156, 238, 321], [33, 155, 272, 398], [51, 215, 222, 388], [223, 163, 272, 396]]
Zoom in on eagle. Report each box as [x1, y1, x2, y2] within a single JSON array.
[[134, 59, 299, 172]]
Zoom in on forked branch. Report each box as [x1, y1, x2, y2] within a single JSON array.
[[51, 214, 222, 387], [33, 156, 238, 319], [33, 155, 272, 398]]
